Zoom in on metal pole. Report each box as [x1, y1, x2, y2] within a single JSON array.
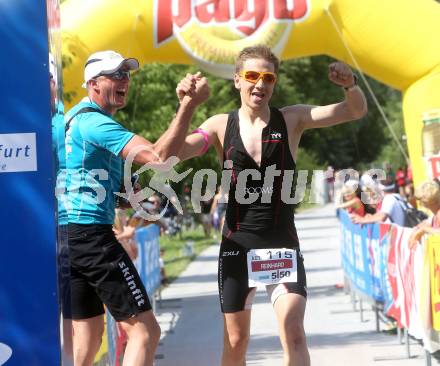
[[359, 298, 364, 322], [425, 350, 432, 366], [351, 290, 357, 311], [397, 326, 402, 344], [374, 304, 380, 332], [404, 328, 410, 358]]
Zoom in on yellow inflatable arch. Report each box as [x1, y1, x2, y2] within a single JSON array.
[[61, 0, 440, 187]]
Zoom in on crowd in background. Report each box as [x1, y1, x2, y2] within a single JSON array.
[[333, 162, 440, 248]]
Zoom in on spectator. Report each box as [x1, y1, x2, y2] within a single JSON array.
[[409, 179, 440, 248], [404, 162, 416, 206], [199, 191, 214, 238], [325, 165, 335, 203], [337, 180, 365, 216], [50, 52, 73, 366], [395, 166, 406, 197], [210, 188, 228, 236], [159, 248, 168, 286], [129, 198, 169, 233], [351, 183, 407, 226], [359, 173, 381, 214], [114, 208, 138, 261], [383, 163, 396, 189]]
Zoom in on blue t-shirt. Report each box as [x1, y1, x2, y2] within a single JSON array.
[[64, 98, 134, 224], [51, 101, 69, 225]]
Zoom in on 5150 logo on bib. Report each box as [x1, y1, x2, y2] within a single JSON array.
[[247, 248, 297, 287]]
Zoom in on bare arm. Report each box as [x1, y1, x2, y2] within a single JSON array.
[[350, 211, 387, 224], [120, 74, 210, 165], [408, 220, 440, 248], [115, 225, 136, 241], [337, 197, 361, 210], [210, 194, 219, 215], [281, 62, 367, 133], [178, 114, 227, 162]]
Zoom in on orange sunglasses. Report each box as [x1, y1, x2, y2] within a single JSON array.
[[238, 70, 277, 84]]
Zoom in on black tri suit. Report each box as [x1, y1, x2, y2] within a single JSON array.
[[219, 107, 307, 313]]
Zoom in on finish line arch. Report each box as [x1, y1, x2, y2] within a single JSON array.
[[61, 0, 440, 187]]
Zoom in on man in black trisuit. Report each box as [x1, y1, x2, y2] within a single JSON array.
[[177, 45, 367, 366]]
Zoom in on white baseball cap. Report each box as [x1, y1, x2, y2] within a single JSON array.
[[82, 50, 139, 88]]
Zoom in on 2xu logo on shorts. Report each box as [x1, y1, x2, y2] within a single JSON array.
[[223, 251, 240, 256], [119, 261, 145, 307]]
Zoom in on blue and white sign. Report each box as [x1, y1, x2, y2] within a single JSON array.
[[0, 133, 37, 173], [338, 209, 384, 301], [0, 0, 60, 364], [135, 224, 161, 296]]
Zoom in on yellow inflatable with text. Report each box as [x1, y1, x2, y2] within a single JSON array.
[[61, 0, 440, 187]]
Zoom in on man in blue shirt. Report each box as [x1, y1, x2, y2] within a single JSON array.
[[64, 50, 209, 366]]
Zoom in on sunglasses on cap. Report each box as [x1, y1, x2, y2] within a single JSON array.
[[238, 70, 277, 84], [98, 69, 130, 81]]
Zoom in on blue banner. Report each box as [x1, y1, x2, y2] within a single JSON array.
[[135, 225, 161, 297], [0, 0, 59, 364], [338, 210, 384, 301]]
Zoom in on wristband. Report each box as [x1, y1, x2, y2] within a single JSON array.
[[343, 74, 358, 91], [192, 128, 210, 155]]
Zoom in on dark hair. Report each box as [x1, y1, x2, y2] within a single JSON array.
[[235, 45, 279, 74]]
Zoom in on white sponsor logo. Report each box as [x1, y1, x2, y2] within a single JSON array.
[[119, 261, 146, 307], [0, 133, 37, 173], [223, 251, 240, 257], [244, 186, 273, 195], [270, 132, 282, 139], [0, 343, 12, 365]]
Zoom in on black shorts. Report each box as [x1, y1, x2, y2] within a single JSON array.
[[218, 237, 307, 313], [68, 223, 151, 321]]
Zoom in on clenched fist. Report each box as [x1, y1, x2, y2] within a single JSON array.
[[328, 62, 356, 89]]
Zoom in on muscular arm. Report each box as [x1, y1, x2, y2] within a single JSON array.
[[120, 74, 210, 165], [178, 114, 227, 162], [119, 98, 198, 165], [282, 86, 367, 133], [281, 61, 367, 141]]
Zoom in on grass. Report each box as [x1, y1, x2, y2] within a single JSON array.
[[159, 226, 217, 283]]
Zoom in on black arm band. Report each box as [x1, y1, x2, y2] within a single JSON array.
[[343, 74, 359, 91]]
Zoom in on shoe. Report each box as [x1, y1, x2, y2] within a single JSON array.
[[381, 323, 397, 335]]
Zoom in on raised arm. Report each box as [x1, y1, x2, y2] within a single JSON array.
[[120, 73, 210, 165], [281, 62, 367, 132], [337, 197, 361, 210]]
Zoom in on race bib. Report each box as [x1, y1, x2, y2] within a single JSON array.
[[247, 248, 297, 287]]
